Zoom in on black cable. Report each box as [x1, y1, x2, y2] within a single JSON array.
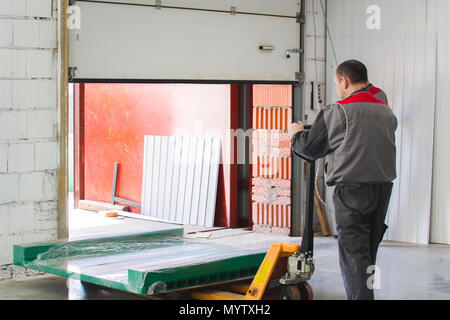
[[319, 0, 338, 66]]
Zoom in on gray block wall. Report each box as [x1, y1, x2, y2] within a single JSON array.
[[0, 0, 59, 280]]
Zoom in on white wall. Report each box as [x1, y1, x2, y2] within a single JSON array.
[[304, 0, 327, 115], [324, 0, 450, 245], [0, 0, 59, 279], [427, 0, 450, 245]]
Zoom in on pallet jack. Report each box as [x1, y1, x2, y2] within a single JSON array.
[[189, 133, 317, 300]]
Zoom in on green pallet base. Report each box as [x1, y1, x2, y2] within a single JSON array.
[[13, 228, 267, 295]]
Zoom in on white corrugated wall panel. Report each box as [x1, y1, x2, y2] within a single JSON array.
[[328, 33, 436, 245], [325, 0, 449, 244], [427, 0, 450, 244], [141, 136, 221, 227]]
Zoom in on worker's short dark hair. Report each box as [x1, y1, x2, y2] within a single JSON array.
[[336, 60, 368, 85]]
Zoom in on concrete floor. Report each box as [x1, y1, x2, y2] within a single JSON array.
[[0, 206, 449, 300]]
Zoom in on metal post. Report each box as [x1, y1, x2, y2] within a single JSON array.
[[300, 160, 315, 256], [291, 0, 307, 237], [237, 84, 251, 227]]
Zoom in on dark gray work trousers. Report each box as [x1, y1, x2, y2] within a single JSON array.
[[333, 182, 393, 300]]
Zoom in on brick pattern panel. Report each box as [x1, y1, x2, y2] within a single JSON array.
[[251, 85, 292, 236], [253, 106, 292, 131], [252, 203, 291, 236], [253, 84, 293, 107]]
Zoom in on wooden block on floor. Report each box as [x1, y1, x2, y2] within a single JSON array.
[[100, 211, 119, 218], [79, 200, 129, 212]]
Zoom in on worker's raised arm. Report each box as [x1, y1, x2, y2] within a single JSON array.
[[290, 110, 330, 161], [290, 105, 346, 161]]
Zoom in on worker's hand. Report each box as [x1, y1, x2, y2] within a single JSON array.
[[288, 121, 305, 139]]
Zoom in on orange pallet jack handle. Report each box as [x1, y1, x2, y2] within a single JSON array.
[[244, 243, 300, 300]]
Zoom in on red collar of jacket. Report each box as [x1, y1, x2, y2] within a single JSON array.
[[337, 90, 388, 106]]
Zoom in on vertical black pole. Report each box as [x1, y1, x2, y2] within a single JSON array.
[[300, 160, 315, 256], [237, 84, 251, 227], [291, 0, 307, 237], [291, 85, 304, 237]]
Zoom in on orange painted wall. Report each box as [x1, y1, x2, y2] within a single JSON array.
[[82, 83, 238, 227]]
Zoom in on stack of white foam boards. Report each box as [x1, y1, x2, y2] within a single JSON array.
[[141, 136, 221, 227]]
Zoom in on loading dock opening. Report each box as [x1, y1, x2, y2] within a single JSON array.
[[70, 82, 297, 232], [61, 0, 306, 238]]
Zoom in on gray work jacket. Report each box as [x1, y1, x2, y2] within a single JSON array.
[[292, 88, 398, 186]]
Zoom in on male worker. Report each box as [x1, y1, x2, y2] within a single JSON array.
[[288, 59, 397, 300], [365, 82, 389, 105]]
